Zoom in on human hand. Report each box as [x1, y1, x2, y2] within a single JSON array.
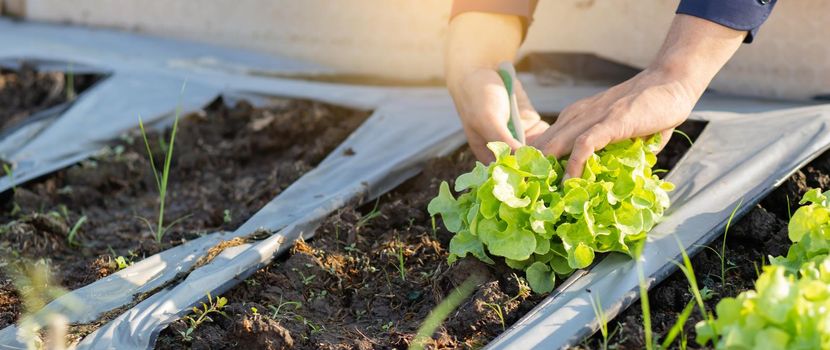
[[448, 68, 549, 162], [530, 68, 693, 179], [445, 12, 548, 162], [530, 14, 746, 179]]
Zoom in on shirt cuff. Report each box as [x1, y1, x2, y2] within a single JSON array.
[[450, 0, 539, 40], [676, 0, 777, 43]]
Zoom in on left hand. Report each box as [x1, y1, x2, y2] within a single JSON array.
[[530, 14, 746, 179], [529, 67, 695, 179]]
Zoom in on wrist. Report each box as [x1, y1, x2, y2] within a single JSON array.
[[444, 12, 523, 89], [643, 59, 708, 102], [644, 14, 746, 99]]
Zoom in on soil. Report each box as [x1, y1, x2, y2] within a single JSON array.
[[0, 64, 100, 133], [0, 97, 369, 331], [154, 121, 706, 349]]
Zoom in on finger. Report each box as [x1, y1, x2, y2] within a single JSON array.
[[551, 97, 593, 128], [467, 85, 524, 150], [529, 97, 598, 157], [524, 120, 549, 143], [565, 123, 617, 179], [464, 128, 495, 163], [531, 112, 597, 160], [513, 79, 549, 142], [656, 128, 673, 153], [475, 122, 523, 150]]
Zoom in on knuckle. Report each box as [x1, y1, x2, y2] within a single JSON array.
[[544, 139, 566, 157], [575, 133, 594, 149]]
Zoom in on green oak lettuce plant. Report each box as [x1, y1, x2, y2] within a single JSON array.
[[696, 258, 830, 349], [696, 188, 830, 349], [428, 136, 674, 293]]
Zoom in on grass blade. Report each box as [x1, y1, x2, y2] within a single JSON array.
[[67, 215, 87, 246], [660, 300, 695, 349], [720, 198, 744, 287], [673, 129, 694, 147], [138, 115, 162, 191], [410, 274, 483, 350], [633, 244, 653, 350]]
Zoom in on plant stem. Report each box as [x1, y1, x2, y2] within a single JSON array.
[[720, 199, 743, 288]]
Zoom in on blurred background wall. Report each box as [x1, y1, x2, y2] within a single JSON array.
[[7, 0, 829, 100]]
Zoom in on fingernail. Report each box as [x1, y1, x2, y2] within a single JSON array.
[[562, 174, 571, 182]]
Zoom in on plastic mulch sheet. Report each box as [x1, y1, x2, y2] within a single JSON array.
[[0, 18, 824, 350]]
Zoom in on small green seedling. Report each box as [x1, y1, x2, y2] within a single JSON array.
[[671, 236, 719, 346], [138, 113, 178, 244], [223, 209, 232, 224], [138, 81, 188, 244], [393, 242, 407, 282], [179, 293, 228, 342], [482, 301, 506, 330], [3, 163, 15, 194], [719, 199, 743, 288], [269, 298, 302, 320], [356, 199, 381, 230], [3, 163, 20, 215], [66, 215, 87, 246], [138, 81, 192, 244], [292, 268, 316, 286], [590, 293, 610, 350], [114, 256, 130, 270], [509, 273, 532, 302], [65, 63, 76, 101]]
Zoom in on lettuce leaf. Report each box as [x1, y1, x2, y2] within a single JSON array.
[[428, 136, 673, 293]]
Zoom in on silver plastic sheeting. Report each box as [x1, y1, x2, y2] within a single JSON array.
[[485, 104, 830, 349]]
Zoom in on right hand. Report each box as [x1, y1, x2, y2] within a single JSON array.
[[447, 68, 549, 163]]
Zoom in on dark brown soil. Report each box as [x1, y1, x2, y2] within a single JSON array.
[[153, 121, 705, 349], [0, 64, 100, 132], [0, 98, 369, 330]]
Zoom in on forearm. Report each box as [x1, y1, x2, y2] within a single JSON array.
[[444, 12, 524, 89], [647, 14, 746, 100]]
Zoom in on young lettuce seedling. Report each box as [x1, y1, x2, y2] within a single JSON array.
[[429, 136, 674, 293]]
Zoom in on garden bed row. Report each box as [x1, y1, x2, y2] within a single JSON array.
[[0, 75, 369, 336]]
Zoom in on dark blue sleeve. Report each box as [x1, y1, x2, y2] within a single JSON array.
[[676, 0, 777, 43]]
